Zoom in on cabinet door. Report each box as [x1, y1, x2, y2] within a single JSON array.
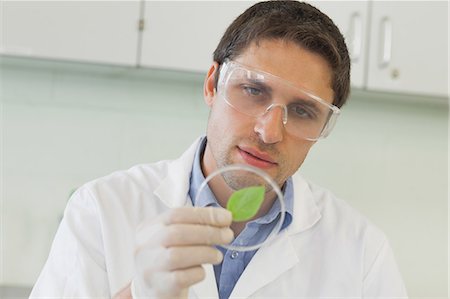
[[367, 1, 448, 97], [1, 1, 140, 66], [310, 1, 370, 89], [140, 1, 255, 73]]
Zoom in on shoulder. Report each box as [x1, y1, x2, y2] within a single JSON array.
[[290, 175, 395, 279], [86, 159, 172, 195], [292, 174, 387, 251], [67, 160, 175, 226], [66, 137, 202, 226], [309, 179, 370, 225], [78, 137, 203, 199]]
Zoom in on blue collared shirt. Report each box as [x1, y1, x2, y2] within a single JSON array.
[[188, 137, 294, 299]]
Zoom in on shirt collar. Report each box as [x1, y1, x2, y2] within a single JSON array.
[[189, 137, 293, 228]]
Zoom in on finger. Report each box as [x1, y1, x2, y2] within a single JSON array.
[[144, 266, 206, 297], [136, 246, 223, 273], [135, 246, 165, 275], [166, 266, 206, 291], [135, 207, 232, 247], [163, 207, 232, 227], [159, 224, 234, 247], [135, 222, 165, 248], [164, 246, 223, 270]]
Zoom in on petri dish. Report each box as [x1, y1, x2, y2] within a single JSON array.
[[195, 163, 285, 252]]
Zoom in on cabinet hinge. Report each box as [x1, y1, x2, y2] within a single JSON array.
[[138, 19, 145, 31]]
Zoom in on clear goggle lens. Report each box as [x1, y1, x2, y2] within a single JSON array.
[[218, 61, 340, 141]]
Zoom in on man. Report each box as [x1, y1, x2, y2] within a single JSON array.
[[30, 1, 408, 298]]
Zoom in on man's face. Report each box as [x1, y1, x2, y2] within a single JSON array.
[[203, 39, 334, 189]]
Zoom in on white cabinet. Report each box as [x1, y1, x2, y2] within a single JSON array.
[[367, 2, 448, 97], [313, 1, 448, 98], [139, 1, 255, 73], [310, 1, 370, 89], [1, 1, 140, 66], [140, 0, 370, 87], [1, 1, 447, 98]]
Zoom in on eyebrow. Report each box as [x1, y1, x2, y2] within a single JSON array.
[[245, 78, 273, 93]]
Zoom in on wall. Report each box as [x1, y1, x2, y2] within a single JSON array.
[[0, 56, 448, 297]]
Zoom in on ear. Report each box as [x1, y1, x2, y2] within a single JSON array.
[[203, 61, 220, 107]]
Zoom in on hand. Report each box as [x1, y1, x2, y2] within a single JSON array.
[[132, 207, 233, 299]]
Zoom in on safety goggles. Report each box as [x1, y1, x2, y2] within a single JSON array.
[[217, 60, 340, 141]]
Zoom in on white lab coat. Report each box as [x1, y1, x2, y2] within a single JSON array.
[[30, 137, 408, 298]]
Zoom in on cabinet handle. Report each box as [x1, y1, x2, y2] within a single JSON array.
[[379, 17, 392, 68], [349, 12, 362, 62]]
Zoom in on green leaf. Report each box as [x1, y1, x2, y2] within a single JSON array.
[[226, 186, 265, 222]]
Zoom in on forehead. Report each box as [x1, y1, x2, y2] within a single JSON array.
[[233, 39, 334, 105]]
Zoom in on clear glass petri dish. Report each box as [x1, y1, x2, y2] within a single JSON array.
[[195, 163, 286, 252]]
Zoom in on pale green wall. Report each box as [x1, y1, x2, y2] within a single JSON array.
[[1, 56, 448, 297]]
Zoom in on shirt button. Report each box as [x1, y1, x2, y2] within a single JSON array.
[[230, 251, 239, 259]]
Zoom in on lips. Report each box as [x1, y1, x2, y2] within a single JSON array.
[[238, 146, 277, 168]]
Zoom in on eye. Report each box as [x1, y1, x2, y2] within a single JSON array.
[[290, 104, 316, 120], [242, 85, 262, 96]]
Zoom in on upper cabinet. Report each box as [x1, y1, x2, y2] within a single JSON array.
[[310, 1, 370, 89], [139, 1, 255, 73], [1, 1, 140, 66], [140, 1, 370, 87], [1, 1, 447, 98], [367, 2, 448, 97], [310, 1, 448, 97]]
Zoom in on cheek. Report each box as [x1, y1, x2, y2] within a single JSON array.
[[209, 99, 254, 132], [284, 141, 314, 171]]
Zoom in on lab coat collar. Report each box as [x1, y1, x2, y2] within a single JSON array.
[[153, 137, 202, 208], [286, 173, 322, 235], [153, 138, 322, 298]]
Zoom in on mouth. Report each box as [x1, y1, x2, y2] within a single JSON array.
[[237, 146, 277, 169]]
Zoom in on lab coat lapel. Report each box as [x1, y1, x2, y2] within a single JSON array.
[[230, 173, 322, 298], [229, 232, 299, 298]]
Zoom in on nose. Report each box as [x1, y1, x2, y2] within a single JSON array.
[[254, 104, 286, 144]]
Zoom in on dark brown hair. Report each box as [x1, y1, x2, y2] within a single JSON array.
[[213, 0, 351, 108]]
